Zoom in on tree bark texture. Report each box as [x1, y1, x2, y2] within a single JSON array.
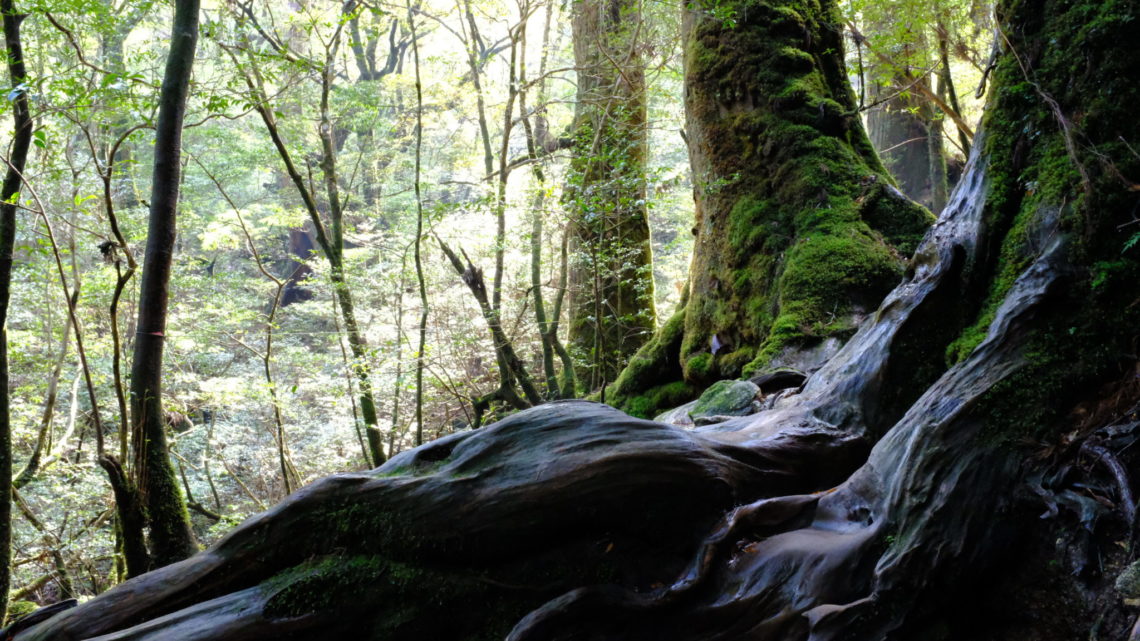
[[12, 0, 1140, 640], [606, 0, 933, 418], [127, 0, 200, 569], [565, 0, 657, 391], [0, 0, 33, 623]]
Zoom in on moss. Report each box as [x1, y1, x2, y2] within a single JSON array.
[[609, 0, 932, 405], [690, 379, 759, 418], [262, 554, 542, 640], [683, 352, 715, 381], [265, 555, 389, 619], [607, 305, 692, 416], [1116, 561, 1140, 600], [5, 600, 37, 626], [623, 380, 698, 419], [965, 0, 1140, 447], [859, 181, 936, 255]]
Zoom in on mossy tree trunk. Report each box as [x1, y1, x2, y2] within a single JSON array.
[[11, 1, 1140, 640], [127, 0, 200, 570], [565, 0, 656, 391], [607, 0, 932, 418]]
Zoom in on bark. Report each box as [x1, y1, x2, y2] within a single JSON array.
[[866, 80, 947, 213], [0, 0, 32, 623], [409, 0, 428, 447], [565, 0, 656, 390], [12, 1, 1140, 640], [128, 0, 200, 569], [606, 0, 933, 418]]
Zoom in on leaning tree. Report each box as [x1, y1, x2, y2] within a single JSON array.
[[9, 0, 1140, 639]]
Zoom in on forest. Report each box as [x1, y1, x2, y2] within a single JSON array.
[[0, 0, 1137, 638]]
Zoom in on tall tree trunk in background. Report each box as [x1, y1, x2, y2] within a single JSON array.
[[128, 0, 199, 569], [606, 0, 932, 418], [0, 0, 33, 623], [565, 0, 656, 392], [866, 72, 949, 213], [316, 66, 387, 468]]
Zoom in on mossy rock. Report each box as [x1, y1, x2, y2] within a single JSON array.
[[689, 380, 760, 422]]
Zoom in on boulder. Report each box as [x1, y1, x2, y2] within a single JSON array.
[[688, 380, 760, 424]]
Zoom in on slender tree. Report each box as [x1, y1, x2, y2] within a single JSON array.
[[127, 0, 200, 569], [220, 4, 389, 466], [408, 0, 428, 447], [0, 0, 33, 622]]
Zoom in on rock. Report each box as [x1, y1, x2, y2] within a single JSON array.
[[748, 368, 807, 395], [688, 380, 760, 423], [654, 401, 696, 427], [1117, 560, 1140, 605]]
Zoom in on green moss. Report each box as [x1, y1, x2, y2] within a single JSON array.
[[5, 600, 37, 626], [607, 306, 693, 416], [610, 0, 931, 404], [964, 0, 1140, 447], [623, 380, 698, 419], [265, 555, 389, 619], [683, 352, 715, 381], [690, 379, 759, 418], [859, 181, 936, 255]]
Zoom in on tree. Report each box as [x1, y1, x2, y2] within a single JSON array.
[[10, 0, 1140, 639], [848, 0, 986, 214], [565, 0, 656, 390], [606, 0, 932, 418], [220, 1, 391, 467], [0, 0, 34, 623], [124, 0, 200, 570]]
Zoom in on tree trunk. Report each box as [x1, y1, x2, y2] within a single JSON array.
[[605, 0, 933, 419], [11, 1, 1140, 640], [127, 0, 200, 570], [565, 0, 656, 391], [866, 82, 948, 213], [0, 0, 33, 624]]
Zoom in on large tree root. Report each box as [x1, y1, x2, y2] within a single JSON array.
[[15, 400, 870, 641], [13, 133, 1054, 641]]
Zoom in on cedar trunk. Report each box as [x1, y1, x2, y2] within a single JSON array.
[[605, 0, 932, 418], [565, 0, 656, 390]]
